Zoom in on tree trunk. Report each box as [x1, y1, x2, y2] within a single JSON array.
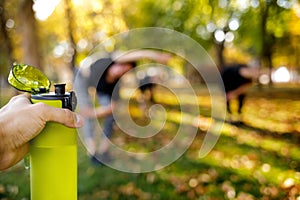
[[0, 0, 14, 64], [260, 1, 273, 86], [18, 0, 41, 69], [215, 41, 225, 70], [0, 0, 16, 99], [64, 0, 76, 70]]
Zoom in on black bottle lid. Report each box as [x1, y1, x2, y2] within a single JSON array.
[[54, 83, 66, 95]]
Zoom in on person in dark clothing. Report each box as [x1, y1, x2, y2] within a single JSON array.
[[139, 75, 155, 102], [75, 57, 135, 164], [74, 50, 172, 165], [221, 64, 259, 123]]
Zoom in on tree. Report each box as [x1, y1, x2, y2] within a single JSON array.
[[0, 0, 14, 65], [1, 0, 299, 83], [18, 0, 41, 69], [237, 0, 297, 85], [64, 0, 76, 70]]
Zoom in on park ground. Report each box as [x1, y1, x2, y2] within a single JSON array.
[[1, 84, 300, 200]]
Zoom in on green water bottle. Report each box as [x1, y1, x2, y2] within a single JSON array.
[[8, 63, 78, 200]]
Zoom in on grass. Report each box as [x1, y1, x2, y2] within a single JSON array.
[[1, 84, 300, 200]]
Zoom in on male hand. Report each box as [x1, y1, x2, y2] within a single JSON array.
[[0, 93, 84, 170]]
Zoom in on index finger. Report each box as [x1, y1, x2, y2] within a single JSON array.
[[34, 102, 84, 128]]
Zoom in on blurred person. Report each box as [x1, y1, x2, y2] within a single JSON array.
[[0, 93, 84, 171], [74, 50, 171, 165], [137, 73, 157, 117], [221, 63, 260, 124], [138, 74, 156, 103]]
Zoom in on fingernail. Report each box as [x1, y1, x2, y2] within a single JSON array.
[[75, 114, 84, 127]]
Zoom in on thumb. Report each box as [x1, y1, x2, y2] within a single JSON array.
[[37, 103, 84, 128]]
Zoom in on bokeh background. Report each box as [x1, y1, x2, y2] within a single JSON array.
[[1, 0, 300, 199]]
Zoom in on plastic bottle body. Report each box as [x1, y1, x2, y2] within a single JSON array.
[[30, 99, 77, 200], [7, 63, 78, 199]]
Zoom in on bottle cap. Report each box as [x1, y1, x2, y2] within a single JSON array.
[[54, 83, 66, 95], [8, 63, 51, 94]]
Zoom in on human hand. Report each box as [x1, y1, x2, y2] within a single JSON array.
[[79, 106, 96, 118], [79, 104, 115, 119], [151, 51, 173, 64], [113, 50, 172, 64], [0, 93, 84, 170], [226, 91, 236, 100]]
